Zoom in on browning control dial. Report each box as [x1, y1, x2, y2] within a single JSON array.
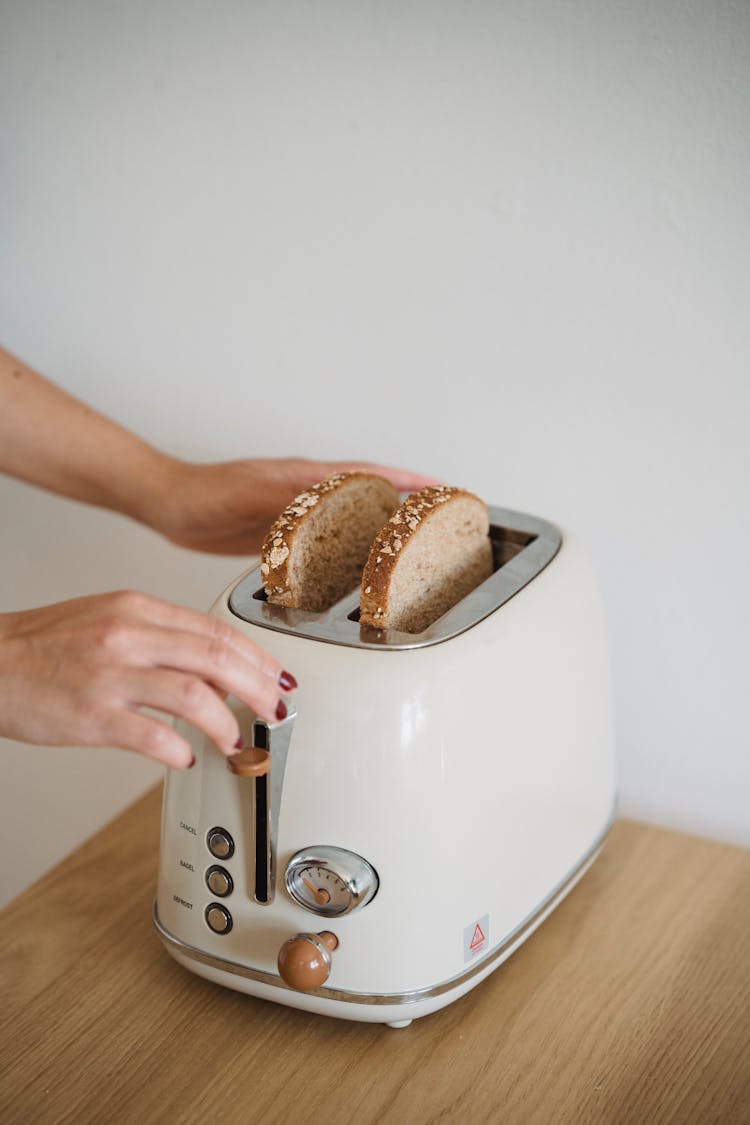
[[285, 846, 378, 918]]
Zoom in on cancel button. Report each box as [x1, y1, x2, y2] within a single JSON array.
[[206, 827, 234, 860]]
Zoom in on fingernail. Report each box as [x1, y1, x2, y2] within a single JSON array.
[[234, 737, 243, 749], [275, 699, 287, 721], [279, 669, 298, 691], [187, 755, 196, 769]]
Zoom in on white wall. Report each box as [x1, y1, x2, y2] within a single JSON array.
[[1, 0, 748, 908]]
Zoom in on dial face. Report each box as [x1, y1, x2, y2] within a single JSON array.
[[285, 846, 379, 917], [286, 862, 352, 917]]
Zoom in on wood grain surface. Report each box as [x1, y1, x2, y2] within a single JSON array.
[[1, 786, 749, 1125]]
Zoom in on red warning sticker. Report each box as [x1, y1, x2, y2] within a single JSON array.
[[464, 914, 490, 961], [470, 923, 486, 951]]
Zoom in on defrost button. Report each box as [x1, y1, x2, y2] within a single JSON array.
[[205, 903, 233, 935]]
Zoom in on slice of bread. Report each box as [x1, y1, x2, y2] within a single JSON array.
[[261, 472, 400, 611], [359, 486, 493, 634]]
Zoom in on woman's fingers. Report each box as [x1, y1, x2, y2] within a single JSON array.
[[123, 668, 241, 757], [105, 597, 293, 742], [103, 708, 196, 770], [94, 609, 288, 725], [0, 590, 298, 768], [319, 461, 443, 492], [102, 591, 285, 682]]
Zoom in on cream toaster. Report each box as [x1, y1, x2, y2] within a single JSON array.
[[154, 505, 616, 1027]]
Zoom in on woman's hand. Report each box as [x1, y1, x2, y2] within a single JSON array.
[[0, 591, 297, 769], [1, 346, 440, 556], [146, 457, 442, 555]]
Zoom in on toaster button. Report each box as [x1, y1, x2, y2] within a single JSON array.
[[205, 903, 233, 935], [205, 865, 233, 897], [206, 827, 234, 860]]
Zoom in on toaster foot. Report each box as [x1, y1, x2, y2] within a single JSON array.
[[385, 1019, 412, 1029]]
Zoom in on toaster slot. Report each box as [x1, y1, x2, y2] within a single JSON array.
[[490, 525, 537, 569], [253, 774, 270, 903], [227, 505, 562, 649], [252, 720, 270, 904], [246, 708, 296, 906], [344, 525, 538, 626]]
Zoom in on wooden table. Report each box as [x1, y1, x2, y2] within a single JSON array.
[[1, 787, 749, 1124]]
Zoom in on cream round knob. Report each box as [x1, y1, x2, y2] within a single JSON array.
[[277, 931, 338, 992]]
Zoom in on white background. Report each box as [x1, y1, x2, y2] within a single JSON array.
[[1, 1, 748, 908]]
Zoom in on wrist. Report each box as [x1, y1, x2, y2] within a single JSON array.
[[111, 447, 188, 534]]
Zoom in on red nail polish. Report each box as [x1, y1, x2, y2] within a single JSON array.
[[279, 669, 298, 691], [275, 699, 287, 721], [187, 755, 196, 769], [234, 737, 244, 749]]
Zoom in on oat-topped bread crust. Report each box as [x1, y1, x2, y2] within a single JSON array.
[[359, 485, 494, 634], [261, 472, 400, 611]]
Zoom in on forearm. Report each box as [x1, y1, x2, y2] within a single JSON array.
[[1, 345, 441, 554], [0, 346, 178, 526]]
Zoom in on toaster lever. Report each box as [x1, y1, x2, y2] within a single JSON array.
[[227, 746, 271, 778]]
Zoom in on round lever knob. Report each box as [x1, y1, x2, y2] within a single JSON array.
[[277, 931, 339, 992], [228, 746, 271, 778]]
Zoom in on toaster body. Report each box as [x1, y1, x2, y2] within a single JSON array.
[[154, 507, 616, 1026]]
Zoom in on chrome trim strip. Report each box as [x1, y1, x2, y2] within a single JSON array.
[[153, 811, 614, 1008], [227, 505, 562, 650]]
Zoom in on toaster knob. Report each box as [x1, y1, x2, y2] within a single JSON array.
[[227, 746, 271, 778], [277, 931, 338, 992]]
